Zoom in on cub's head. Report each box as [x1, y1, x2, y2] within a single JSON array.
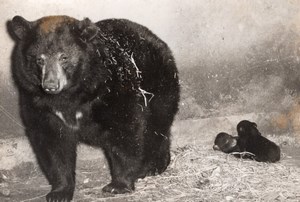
[[237, 120, 261, 137], [8, 15, 102, 94], [213, 132, 238, 153]]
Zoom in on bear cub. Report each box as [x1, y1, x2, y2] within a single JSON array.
[[213, 132, 239, 153], [214, 120, 280, 163], [8, 15, 179, 202], [237, 120, 280, 163]]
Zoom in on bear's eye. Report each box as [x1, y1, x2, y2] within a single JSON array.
[[60, 54, 68, 62], [36, 57, 45, 66]]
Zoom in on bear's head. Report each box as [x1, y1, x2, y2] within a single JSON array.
[[8, 15, 106, 95], [237, 120, 261, 137], [213, 132, 238, 153]]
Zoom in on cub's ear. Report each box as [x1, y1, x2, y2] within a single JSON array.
[[238, 126, 244, 132], [7, 16, 32, 40], [76, 18, 99, 42]]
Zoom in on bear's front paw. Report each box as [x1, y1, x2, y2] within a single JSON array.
[[102, 182, 133, 194], [46, 189, 73, 202]]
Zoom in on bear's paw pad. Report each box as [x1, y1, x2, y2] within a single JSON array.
[[102, 182, 133, 194]]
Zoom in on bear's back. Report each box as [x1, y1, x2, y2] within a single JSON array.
[[96, 19, 167, 50], [95, 18, 178, 95]]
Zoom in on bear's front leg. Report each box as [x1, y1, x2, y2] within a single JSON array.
[[26, 128, 77, 202], [102, 130, 144, 194]]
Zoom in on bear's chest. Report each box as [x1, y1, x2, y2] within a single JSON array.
[[51, 99, 99, 131], [54, 110, 83, 130]]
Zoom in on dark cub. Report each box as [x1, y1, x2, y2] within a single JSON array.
[[237, 120, 280, 163], [213, 132, 239, 153]]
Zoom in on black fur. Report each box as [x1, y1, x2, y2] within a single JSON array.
[[237, 120, 280, 163], [8, 15, 179, 202], [213, 132, 240, 153]]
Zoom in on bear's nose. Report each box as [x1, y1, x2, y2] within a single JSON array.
[[42, 80, 60, 94], [213, 145, 220, 151]]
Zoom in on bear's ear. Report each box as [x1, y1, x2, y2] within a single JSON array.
[[8, 16, 32, 40], [238, 126, 244, 132], [76, 18, 99, 42]]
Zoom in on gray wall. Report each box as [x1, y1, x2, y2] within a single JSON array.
[[1, 0, 300, 137]]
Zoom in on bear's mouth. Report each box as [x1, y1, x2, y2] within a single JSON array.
[[42, 80, 61, 94], [41, 78, 68, 94]]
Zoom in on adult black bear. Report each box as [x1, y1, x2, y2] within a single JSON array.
[[237, 120, 280, 163], [8, 15, 179, 202]]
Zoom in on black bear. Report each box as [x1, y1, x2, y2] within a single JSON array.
[[237, 120, 281, 163], [213, 132, 255, 159], [213, 132, 240, 153], [8, 15, 179, 202]]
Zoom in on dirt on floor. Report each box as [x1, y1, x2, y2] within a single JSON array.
[[1, 116, 300, 202]]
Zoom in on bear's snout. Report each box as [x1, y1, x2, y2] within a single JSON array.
[[41, 62, 68, 94], [42, 78, 61, 94]]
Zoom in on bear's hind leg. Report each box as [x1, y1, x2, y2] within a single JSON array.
[[142, 129, 171, 176], [153, 133, 171, 174], [102, 134, 144, 194], [26, 129, 77, 202]]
